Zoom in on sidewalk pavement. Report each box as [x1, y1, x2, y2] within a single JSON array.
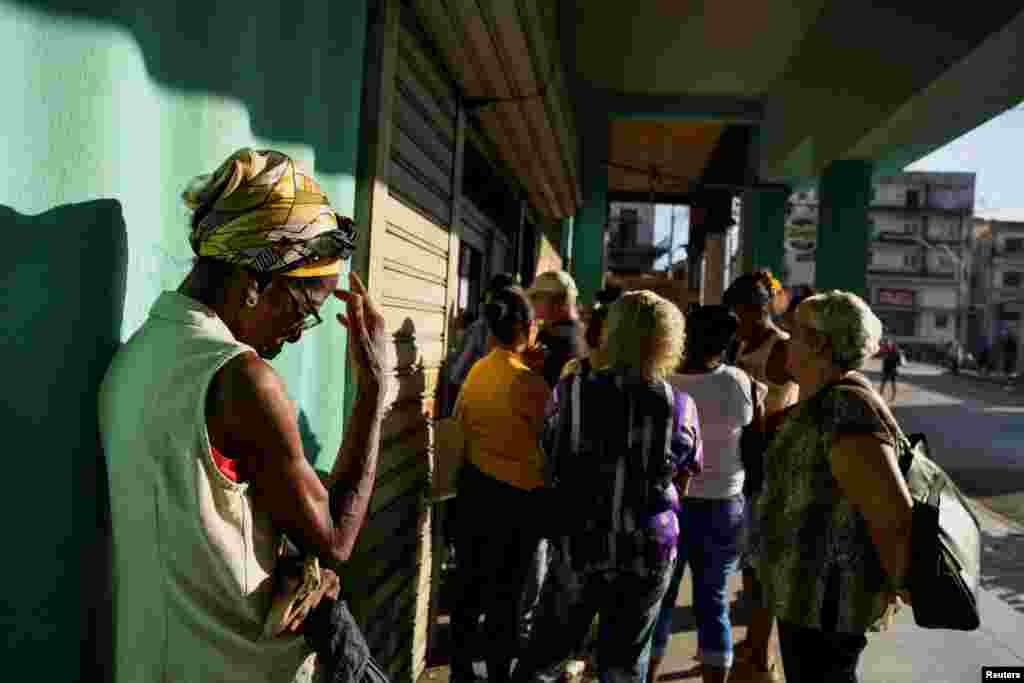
[[419, 502, 1024, 683], [418, 372, 1024, 683], [641, 495, 1024, 683]]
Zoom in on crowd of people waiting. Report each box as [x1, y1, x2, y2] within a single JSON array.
[[99, 150, 916, 683], [442, 268, 915, 683]]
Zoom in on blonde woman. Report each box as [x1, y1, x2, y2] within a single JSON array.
[[757, 291, 913, 682], [514, 291, 702, 683]]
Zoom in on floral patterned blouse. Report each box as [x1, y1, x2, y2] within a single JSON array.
[[755, 372, 898, 633]]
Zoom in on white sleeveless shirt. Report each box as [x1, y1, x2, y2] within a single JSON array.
[[99, 292, 316, 683]]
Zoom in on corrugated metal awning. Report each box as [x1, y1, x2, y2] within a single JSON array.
[[413, 0, 580, 220]]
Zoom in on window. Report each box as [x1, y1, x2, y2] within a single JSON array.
[[906, 190, 921, 209], [617, 208, 639, 247], [928, 222, 954, 241], [934, 314, 949, 329], [933, 254, 954, 272], [457, 242, 483, 316], [877, 311, 917, 337], [1004, 271, 1023, 288], [903, 253, 920, 269], [1005, 238, 1024, 253]]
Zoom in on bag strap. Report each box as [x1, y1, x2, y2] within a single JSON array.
[[825, 374, 913, 471]]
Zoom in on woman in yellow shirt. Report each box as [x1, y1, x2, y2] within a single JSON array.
[[449, 285, 551, 683]]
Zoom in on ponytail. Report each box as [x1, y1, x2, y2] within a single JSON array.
[[484, 286, 534, 345]]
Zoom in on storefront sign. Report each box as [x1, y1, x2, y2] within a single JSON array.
[[878, 288, 915, 307]]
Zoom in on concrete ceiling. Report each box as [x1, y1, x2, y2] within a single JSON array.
[[414, 0, 579, 221], [579, 1, 1024, 186], [573, 0, 828, 97], [415, 0, 1024, 219], [607, 120, 723, 194]]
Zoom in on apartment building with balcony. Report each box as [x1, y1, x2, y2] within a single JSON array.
[[867, 172, 975, 353], [781, 172, 976, 355], [972, 213, 1024, 372]]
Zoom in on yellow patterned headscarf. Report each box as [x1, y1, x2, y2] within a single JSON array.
[[183, 149, 357, 275]]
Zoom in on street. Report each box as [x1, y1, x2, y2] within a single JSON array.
[[861, 359, 1024, 527], [853, 360, 1024, 682]]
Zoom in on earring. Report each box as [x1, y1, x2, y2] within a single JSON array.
[[246, 290, 259, 308]]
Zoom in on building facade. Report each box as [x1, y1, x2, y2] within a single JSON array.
[[972, 214, 1024, 373], [781, 172, 976, 356], [606, 202, 666, 273]]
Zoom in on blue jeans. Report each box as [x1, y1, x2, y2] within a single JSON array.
[[651, 496, 745, 669], [514, 563, 673, 683]]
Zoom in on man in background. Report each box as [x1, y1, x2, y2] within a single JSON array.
[[517, 271, 585, 652], [879, 338, 903, 402], [528, 271, 584, 388]]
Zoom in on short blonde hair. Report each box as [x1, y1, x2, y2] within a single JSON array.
[[602, 290, 686, 380], [799, 290, 883, 371]]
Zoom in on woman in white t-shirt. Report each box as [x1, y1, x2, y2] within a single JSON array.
[[649, 305, 766, 683]]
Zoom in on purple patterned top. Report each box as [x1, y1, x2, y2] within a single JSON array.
[[542, 367, 702, 575]]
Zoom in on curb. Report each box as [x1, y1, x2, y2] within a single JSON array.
[[968, 497, 1024, 534]]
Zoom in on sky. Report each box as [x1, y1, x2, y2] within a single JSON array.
[[907, 102, 1024, 219], [653, 205, 688, 270]]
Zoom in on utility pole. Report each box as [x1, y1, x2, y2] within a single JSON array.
[[668, 206, 677, 273]]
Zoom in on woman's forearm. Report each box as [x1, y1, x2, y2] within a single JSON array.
[[831, 434, 914, 587], [326, 383, 386, 560]]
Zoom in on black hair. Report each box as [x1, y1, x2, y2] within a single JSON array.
[[487, 272, 517, 297], [723, 270, 775, 308], [786, 285, 815, 314], [596, 286, 624, 306], [188, 257, 266, 305], [484, 286, 534, 346], [585, 305, 611, 350], [685, 305, 740, 360], [188, 256, 337, 310]]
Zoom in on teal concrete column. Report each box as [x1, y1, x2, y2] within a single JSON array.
[[816, 160, 873, 296], [559, 215, 574, 271], [571, 109, 609, 307], [740, 188, 787, 279]]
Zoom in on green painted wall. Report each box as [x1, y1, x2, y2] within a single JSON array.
[[0, 1, 366, 679], [816, 160, 874, 297], [740, 188, 787, 279], [559, 215, 574, 268], [572, 109, 609, 307]]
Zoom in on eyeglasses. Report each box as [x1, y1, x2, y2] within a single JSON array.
[[284, 282, 323, 333]]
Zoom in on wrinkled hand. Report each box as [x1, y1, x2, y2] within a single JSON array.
[[285, 567, 342, 634], [335, 272, 389, 393]]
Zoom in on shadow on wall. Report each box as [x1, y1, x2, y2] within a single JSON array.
[[297, 408, 322, 468], [0, 202, 128, 683], [8, 0, 367, 176], [342, 317, 432, 678]]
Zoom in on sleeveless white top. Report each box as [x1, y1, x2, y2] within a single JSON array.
[[99, 292, 316, 683], [669, 366, 759, 499]]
